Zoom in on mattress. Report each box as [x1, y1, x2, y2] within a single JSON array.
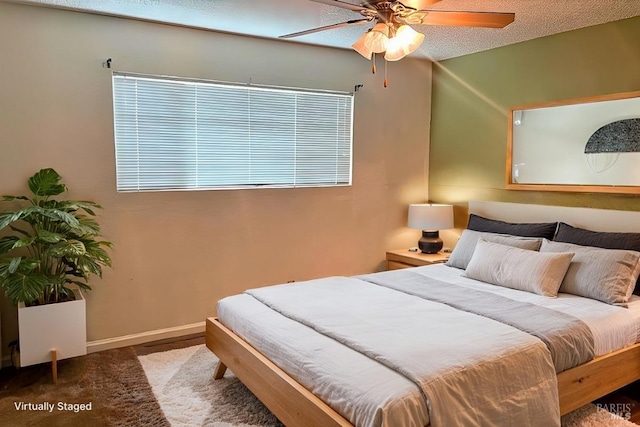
[[217, 264, 640, 427]]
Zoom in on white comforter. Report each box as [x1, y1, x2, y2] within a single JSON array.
[[219, 264, 616, 427], [246, 276, 560, 427]]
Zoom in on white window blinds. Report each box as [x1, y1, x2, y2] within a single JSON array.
[[112, 74, 353, 192]]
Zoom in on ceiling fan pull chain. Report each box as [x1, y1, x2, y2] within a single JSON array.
[[384, 59, 388, 88], [372, 53, 377, 75]]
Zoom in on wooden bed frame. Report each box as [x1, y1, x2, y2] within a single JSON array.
[[206, 318, 640, 425], [205, 202, 640, 426]]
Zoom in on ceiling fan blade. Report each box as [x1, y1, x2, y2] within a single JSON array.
[[417, 11, 515, 28], [279, 19, 372, 39], [308, 0, 369, 12]]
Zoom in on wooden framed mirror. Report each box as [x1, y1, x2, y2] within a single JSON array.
[[506, 91, 640, 194]]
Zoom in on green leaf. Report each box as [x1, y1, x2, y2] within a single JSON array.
[[48, 240, 86, 258], [0, 273, 49, 306], [82, 239, 112, 267], [56, 200, 102, 216], [28, 168, 66, 197], [74, 255, 103, 278], [19, 258, 40, 271], [8, 257, 22, 274], [0, 211, 27, 230], [12, 236, 36, 249], [99, 240, 114, 249], [33, 206, 80, 228], [75, 216, 101, 236], [0, 258, 39, 276], [36, 228, 64, 243], [2, 195, 29, 201], [0, 236, 20, 254], [0, 205, 62, 230]]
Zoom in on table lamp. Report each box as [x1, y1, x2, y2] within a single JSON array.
[[408, 204, 454, 254]]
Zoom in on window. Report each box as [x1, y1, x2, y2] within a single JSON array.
[[112, 73, 353, 192]]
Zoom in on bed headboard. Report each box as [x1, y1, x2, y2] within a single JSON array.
[[468, 201, 640, 233]]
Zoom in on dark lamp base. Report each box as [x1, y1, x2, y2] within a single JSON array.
[[418, 230, 443, 254]]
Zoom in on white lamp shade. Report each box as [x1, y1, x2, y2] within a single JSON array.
[[395, 25, 425, 55], [384, 36, 407, 61], [352, 33, 373, 59], [385, 25, 425, 61], [365, 22, 390, 53], [408, 204, 454, 230]]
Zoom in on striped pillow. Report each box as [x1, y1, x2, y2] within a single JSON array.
[[540, 239, 640, 306], [465, 240, 574, 297], [447, 229, 543, 270]]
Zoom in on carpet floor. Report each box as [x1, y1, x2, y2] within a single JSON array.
[[0, 347, 168, 427], [0, 342, 637, 426]]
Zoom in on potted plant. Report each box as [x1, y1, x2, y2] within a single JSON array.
[[0, 168, 112, 369]]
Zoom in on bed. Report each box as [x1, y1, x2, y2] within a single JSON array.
[[205, 201, 640, 427]]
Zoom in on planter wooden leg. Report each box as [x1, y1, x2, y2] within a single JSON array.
[[51, 349, 58, 384], [213, 361, 227, 380]]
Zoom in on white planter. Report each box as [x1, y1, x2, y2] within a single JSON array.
[[17, 288, 86, 367]]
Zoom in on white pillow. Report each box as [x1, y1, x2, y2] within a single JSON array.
[[540, 239, 640, 306], [446, 229, 543, 270], [465, 240, 574, 297]]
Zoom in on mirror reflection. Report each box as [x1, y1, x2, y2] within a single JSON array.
[[508, 92, 640, 193]]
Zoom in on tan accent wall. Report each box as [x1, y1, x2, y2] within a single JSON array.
[[430, 16, 640, 229], [0, 2, 432, 353]]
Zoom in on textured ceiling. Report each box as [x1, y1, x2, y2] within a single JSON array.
[[7, 0, 640, 60]]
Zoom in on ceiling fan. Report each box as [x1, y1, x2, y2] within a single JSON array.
[[280, 0, 515, 86]]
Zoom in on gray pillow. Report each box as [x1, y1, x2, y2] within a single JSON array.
[[465, 240, 574, 297], [555, 222, 640, 250], [447, 229, 543, 270], [554, 222, 640, 295], [540, 239, 640, 306], [467, 214, 558, 240]]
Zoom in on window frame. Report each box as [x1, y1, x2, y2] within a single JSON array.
[[112, 72, 354, 193]]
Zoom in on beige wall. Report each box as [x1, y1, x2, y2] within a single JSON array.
[[0, 2, 432, 353], [429, 16, 640, 228]]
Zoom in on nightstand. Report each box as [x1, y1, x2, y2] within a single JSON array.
[[386, 249, 449, 270]]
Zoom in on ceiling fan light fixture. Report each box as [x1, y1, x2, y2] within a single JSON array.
[[395, 25, 425, 55], [352, 33, 373, 59], [384, 25, 425, 61], [282, 1, 514, 87], [384, 36, 407, 61], [364, 22, 390, 53]]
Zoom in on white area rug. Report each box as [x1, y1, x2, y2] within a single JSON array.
[[138, 345, 281, 427], [139, 345, 636, 427]]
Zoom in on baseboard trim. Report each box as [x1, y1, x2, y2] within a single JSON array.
[[86, 321, 206, 354]]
